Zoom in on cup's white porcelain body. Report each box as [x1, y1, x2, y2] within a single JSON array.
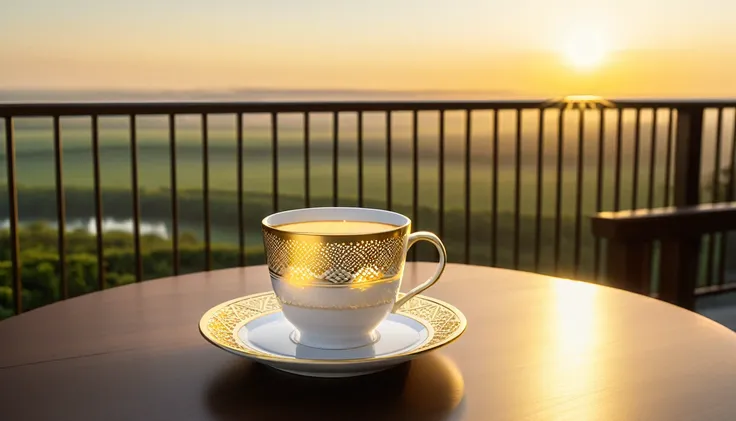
[[271, 273, 401, 349], [262, 207, 446, 350]]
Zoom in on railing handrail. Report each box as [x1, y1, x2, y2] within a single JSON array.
[[1, 98, 736, 117], [591, 202, 736, 310]]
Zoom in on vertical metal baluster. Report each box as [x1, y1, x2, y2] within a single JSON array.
[[332, 111, 339, 207], [464, 109, 472, 264], [707, 108, 724, 285], [573, 109, 584, 277], [491, 110, 499, 266], [53, 116, 67, 299], [663, 109, 675, 206], [534, 109, 544, 272], [614, 109, 623, 211], [438, 110, 446, 239], [130, 115, 142, 281], [730, 107, 736, 202], [631, 108, 642, 209], [412, 112, 419, 223], [4, 117, 21, 313], [91, 115, 105, 290], [593, 109, 606, 282], [719, 108, 736, 285], [647, 109, 659, 209], [553, 109, 564, 274], [272, 112, 279, 212], [236, 113, 245, 266], [711, 108, 724, 202], [168, 114, 179, 275], [202, 114, 211, 271], [513, 109, 522, 269], [386, 111, 392, 210], [357, 111, 364, 208], [304, 112, 311, 208], [413, 110, 420, 262]]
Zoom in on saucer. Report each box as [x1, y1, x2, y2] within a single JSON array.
[[199, 292, 467, 378]]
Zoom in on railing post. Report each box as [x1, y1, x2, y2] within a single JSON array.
[[672, 107, 703, 206], [658, 106, 704, 309], [605, 239, 653, 294], [4, 117, 22, 314]]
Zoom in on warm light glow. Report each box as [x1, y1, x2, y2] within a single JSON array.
[[543, 95, 614, 110], [564, 94, 604, 102], [562, 27, 609, 71], [552, 280, 598, 353]]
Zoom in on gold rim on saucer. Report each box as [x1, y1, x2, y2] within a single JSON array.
[[199, 292, 467, 365]]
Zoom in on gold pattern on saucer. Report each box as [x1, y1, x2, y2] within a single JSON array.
[[203, 293, 282, 355], [199, 292, 467, 364], [262, 228, 409, 285]]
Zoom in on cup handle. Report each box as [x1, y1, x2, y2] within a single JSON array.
[[392, 231, 447, 312]]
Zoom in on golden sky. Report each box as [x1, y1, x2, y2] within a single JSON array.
[[2, 0, 736, 98]]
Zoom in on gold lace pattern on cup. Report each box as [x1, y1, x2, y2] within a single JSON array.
[[262, 228, 409, 285]]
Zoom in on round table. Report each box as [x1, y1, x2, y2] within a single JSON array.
[[1, 263, 736, 421]]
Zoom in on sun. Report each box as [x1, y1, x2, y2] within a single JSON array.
[[562, 29, 609, 71]]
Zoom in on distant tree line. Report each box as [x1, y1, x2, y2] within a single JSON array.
[[0, 186, 593, 319], [0, 221, 269, 319], [12, 180, 736, 319]]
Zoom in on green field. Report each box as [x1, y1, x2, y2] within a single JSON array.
[[2, 111, 686, 215], [0, 110, 734, 317]]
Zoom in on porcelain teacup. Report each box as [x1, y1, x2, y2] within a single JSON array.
[[262, 207, 447, 350]]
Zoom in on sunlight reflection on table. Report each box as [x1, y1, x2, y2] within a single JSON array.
[[544, 280, 601, 419]]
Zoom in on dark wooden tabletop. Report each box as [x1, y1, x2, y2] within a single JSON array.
[[2, 263, 736, 421]]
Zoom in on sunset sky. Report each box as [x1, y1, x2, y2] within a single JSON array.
[[2, 0, 736, 98]]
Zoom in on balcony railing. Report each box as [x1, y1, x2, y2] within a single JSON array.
[[0, 98, 735, 318]]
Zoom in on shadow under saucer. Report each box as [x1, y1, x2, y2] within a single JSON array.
[[206, 353, 466, 421]]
